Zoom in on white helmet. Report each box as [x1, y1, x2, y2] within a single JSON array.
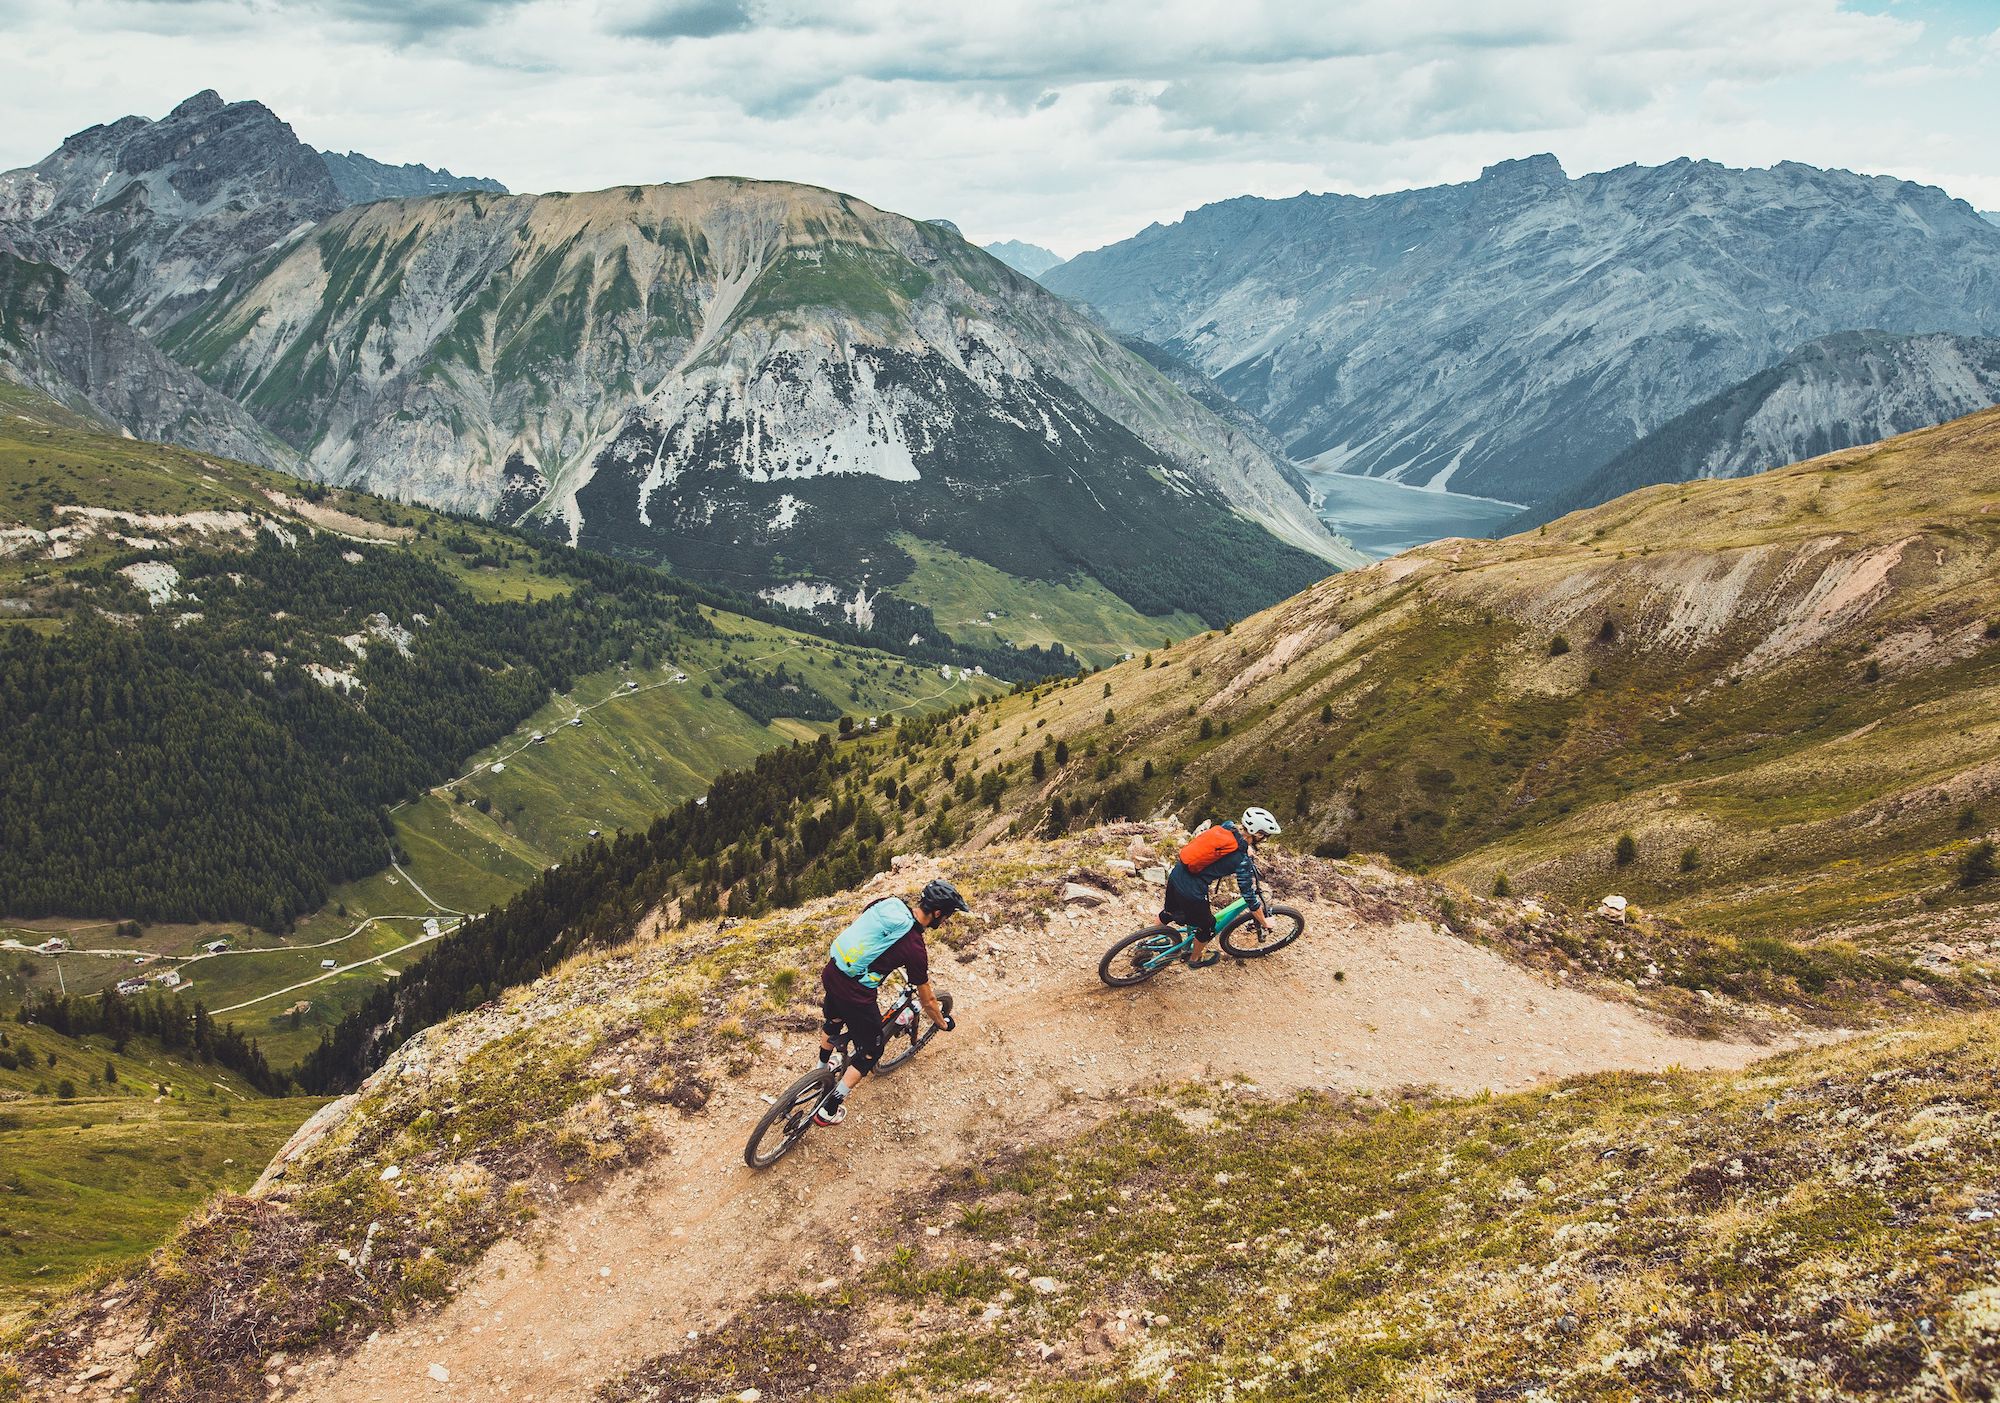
[[1240, 806, 1282, 837]]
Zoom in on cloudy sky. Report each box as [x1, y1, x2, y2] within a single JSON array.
[[3, 0, 1997, 256]]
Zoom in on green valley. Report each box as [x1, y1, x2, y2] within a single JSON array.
[[0, 385, 1004, 1063], [0, 1019, 321, 1330]]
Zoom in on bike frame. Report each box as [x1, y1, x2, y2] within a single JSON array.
[[1138, 884, 1264, 972]]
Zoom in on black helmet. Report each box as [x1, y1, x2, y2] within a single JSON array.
[[920, 878, 970, 916]]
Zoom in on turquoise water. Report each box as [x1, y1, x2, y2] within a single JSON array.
[[1303, 470, 1526, 558]]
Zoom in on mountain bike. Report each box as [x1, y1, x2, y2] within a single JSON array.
[[1098, 881, 1304, 987], [742, 982, 955, 1168]]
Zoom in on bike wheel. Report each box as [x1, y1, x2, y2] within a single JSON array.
[[877, 990, 951, 1074], [1099, 926, 1181, 987], [744, 1066, 834, 1168], [1218, 903, 1305, 959]]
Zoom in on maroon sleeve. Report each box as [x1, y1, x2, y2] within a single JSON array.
[[863, 925, 930, 987], [895, 929, 930, 987]]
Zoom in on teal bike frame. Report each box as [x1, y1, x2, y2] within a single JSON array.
[[1131, 894, 1255, 974]]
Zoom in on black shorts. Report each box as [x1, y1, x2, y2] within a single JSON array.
[[821, 963, 886, 1073], [1161, 883, 1217, 940]]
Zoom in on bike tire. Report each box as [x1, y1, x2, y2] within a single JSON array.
[[877, 991, 952, 1074], [744, 1066, 834, 1169], [1218, 903, 1305, 959], [1099, 926, 1180, 987]]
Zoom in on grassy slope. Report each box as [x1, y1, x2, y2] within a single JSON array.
[[616, 1012, 2000, 1403], [891, 535, 1205, 669], [0, 1021, 320, 1330], [194, 614, 993, 1065], [0, 385, 557, 602], [907, 409, 2000, 971]]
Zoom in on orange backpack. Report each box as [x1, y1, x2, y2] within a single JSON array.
[[1178, 823, 1240, 875]]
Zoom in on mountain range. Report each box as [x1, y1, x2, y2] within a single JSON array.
[[0, 92, 1356, 658], [1045, 155, 2000, 516], [316, 149, 505, 203], [0, 91, 506, 331], [1515, 329, 2000, 528], [983, 238, 1065, 278]]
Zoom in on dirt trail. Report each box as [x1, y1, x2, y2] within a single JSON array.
[[283, 884, 1788, 1403]]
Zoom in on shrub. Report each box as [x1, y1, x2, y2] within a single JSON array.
[[1492, 873, 1512, 897], [1960, 840, 1996, 889], [1043, 797, 1068, 838], [1549, 635, 1570, 656], [1863, 659, 1881, 683], [1314, 838, 1350, 860], [1957, 804, 1979, 831], [55, 1078, 76, 1100], [1597, 617, 1618, 643], [104, 1059, 117, 1084], [1680, 846, 1700, 872], [1614, 832, 1638, 865], [1199, 717, 1214, 740], [1320, 703, 1333, 724], [1053, 740, 1069, 766]]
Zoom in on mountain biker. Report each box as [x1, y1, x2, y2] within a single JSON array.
[[813, 877, 967, 1126], [1166, 807, 1281, 969]]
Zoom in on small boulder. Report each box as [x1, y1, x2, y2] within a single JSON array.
[[1062, 883, 1108, 907], [1141, 866, 1168, 884], [1029, 1275, 1064, 1295], [379, 1165, 401, 1182], [427, 1362, 450, 1383], [1105, 859, 1138, 875]]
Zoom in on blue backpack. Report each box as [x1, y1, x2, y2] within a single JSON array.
[[830, 897, 916, 989]]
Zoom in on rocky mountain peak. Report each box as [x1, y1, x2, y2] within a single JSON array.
[[1478, 152, 1565, 185], [0, 89, 343, 328], [167, 88, 227, 121], [985, 238, 1066, 278]]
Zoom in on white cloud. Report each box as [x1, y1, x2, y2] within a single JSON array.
[[1, 0, 1994, 254]]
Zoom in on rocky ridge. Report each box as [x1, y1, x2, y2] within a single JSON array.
[[315, 150, 506, 204], [2, 828, 1799, 1402], [1045, 156, 2000, 510], [1516, 329, 2000, 528], [0, 90, 344, 331], [0, 249, 296, 469]]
